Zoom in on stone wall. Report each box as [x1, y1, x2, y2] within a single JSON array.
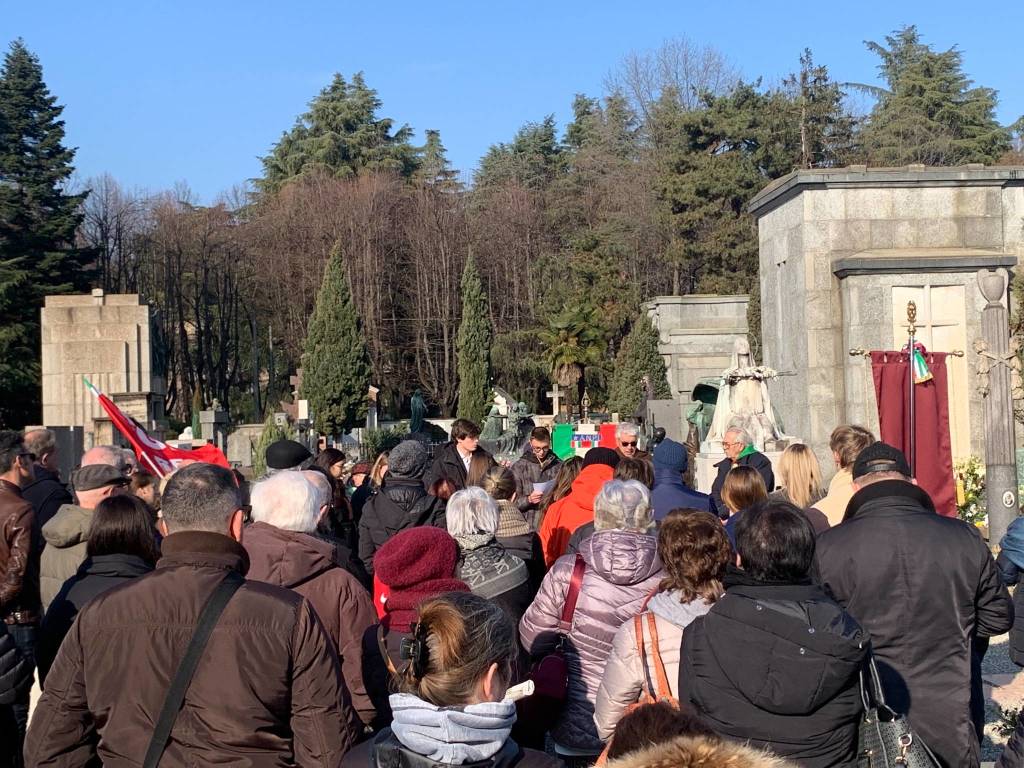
[[750, 166, 1024, 476]]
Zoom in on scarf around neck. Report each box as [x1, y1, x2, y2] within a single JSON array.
[[454, 534, 527, 599]]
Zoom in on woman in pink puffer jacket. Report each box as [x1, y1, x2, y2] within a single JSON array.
[[519, 480, 662, 757], [594, 509, 732, 740]]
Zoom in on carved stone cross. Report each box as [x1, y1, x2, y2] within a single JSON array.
[[546, 383, 562, 416]]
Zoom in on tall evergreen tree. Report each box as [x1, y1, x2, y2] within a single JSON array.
[[456, 252, 492, 423], [858, 26, 1010, 165], [0, 39, 93, 426], [782, 49, 857, 168], [300, 241, 373, 436], [607, 313, 671, 417], [475, 116, 565, 190], [415, 129, 461, 190], [259, 72, 419, 193]]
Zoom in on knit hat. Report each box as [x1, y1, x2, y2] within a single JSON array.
[[388, 440, 430, 479], [851, 441, 911, 480], [653, 438, 687, 472], [582, 446, 620, 470], [374, 527, 469, 631]]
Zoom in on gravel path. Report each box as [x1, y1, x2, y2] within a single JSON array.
[[984, 633, 1018, 761]]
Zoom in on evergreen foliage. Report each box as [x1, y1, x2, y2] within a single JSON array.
[[416, 129, 461, 190], [607, 313, 672, 416], [475, 116, 566, 189], [858, 26, 1010, 165], [782, 49, 857, 168], [539, 305, 606, 408], [456, 251, 492, 423], [0, 39, 94, 426], [300, 241, 373, 435], [260, 72, 420, 193], [252, 410, 293, 479]]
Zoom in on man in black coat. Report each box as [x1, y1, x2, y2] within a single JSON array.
[[681, 499, 867, 767], [423, 418, 495, 493], [710, 427, 775, 516], [815, 442, 1012, 768]]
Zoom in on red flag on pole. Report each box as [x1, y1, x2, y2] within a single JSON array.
[[85, 378, 230, 478]]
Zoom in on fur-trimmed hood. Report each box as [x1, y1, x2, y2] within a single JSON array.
[[605, 735, 793, 768]]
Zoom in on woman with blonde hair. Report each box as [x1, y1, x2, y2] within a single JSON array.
[[343, 592, 559, 768], [721, 465, 768, 548], [534, 455, 582, 530], [769, 444, 830, 533]]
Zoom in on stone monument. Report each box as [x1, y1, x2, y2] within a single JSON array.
[[975, 268, 1019, 545], [750, 165, 1024, 475], [695, 338, 795, 492], [41, 290, 166, 448]]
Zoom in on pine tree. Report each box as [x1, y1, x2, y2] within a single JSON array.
[[259, 72, 419, 193], [300, 241, 373, 436], [415, 129, 461, 190], [456, 252, 492, 423], [607, 314, 671, 416], [782, 49, 857, 168], [858, 26, 1011, 165], [0, 39, 94, 426]]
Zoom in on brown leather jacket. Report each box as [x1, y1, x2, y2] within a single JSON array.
[[244, 521, 378, 727], [0, 479, 35, 619], [25, 531, 359, 767]]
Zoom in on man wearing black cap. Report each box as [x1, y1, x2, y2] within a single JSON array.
[[39, 464, 129, 610], [815, 442, 1011, 768], [264, 439, 313, 475]]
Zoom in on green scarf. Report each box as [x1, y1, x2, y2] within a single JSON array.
[[738, 443, 758, 461]]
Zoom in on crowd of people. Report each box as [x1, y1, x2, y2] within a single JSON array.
[[0, 418, 1021, 767]]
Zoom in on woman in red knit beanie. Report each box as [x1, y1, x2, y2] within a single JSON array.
[[363, 526, 470, 730]]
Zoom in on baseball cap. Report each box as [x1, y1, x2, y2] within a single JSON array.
[[851, 442, 912, 480]]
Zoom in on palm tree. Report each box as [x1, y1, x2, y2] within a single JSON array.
[[539, 306, 606, 413]]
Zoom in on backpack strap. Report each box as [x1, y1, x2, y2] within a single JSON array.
[[557, 554, 586, 634], [142, 571, 244, 768]]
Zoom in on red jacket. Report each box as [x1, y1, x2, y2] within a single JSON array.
[[539, 465, 613, 567]]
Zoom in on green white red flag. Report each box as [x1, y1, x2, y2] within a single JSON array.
[[84, 378, 230, 477]]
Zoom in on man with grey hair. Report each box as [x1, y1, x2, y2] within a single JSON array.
[[244, 471, 377, 728], [80, 445, 129, 473], [614, 422, 649, 461], [446, 486, 530, 625], [710, 426, 774, 518], [27, 462, 358, 765], [22, 429, 73, 596]]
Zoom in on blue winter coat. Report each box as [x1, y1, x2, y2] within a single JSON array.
[[650, 468, 716, 521]]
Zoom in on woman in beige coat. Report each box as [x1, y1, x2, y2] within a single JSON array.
[[594, 510, 732, 741]]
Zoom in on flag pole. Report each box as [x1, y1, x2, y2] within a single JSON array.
[[907, 302, 917, 476]]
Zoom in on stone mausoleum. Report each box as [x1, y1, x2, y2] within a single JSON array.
[[42, 290, 167, 448], [750, 165, 1024, 471]]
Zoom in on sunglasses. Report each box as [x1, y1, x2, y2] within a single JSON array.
[[619, 441, 638, 448]]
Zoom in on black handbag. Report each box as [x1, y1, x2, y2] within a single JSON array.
[[858, 653, 940, 768]]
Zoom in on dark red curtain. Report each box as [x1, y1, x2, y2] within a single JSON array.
[[870, 350, 956, 517]]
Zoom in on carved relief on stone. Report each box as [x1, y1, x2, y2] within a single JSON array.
[[974, 337, 1024, 399]]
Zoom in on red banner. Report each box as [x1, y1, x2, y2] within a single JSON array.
[[869, 351, 956, 517], [86, 380, 230, 477]]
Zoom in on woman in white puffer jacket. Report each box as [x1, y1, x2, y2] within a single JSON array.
[[594, 509, 732, 740]]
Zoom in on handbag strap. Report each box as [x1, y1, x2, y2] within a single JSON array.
[[645, 612, 672, 700], [142, 571, 244, 768], [634, 614, 656, 701], [557, 554, 586, 633]]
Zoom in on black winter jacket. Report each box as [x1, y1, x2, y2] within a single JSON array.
[[0, 620, 31, 705], [681, 569, 867, 767], [36, 553, 153, 685], [710, 451, 775, 517], [423, 443, 495, 493], [341, 728, 560, 768], [359, 476, 447, 575], [815, 480, 1013, 768]]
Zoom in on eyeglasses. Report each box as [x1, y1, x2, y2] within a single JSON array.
[[619, 441, 637, 448], [722, 441, 742, 449]]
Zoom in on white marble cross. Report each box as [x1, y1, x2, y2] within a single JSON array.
[[546, 384, 562, 417]]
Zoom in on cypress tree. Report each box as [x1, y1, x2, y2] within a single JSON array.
[[0, 39, 94, 426], [607, 314, 671, 417], [300, 241, 373, 436], [252, 410, 293, 478], [456, 252, 492, 423]]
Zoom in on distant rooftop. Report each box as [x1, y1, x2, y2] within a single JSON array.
[[748, 164, 1024, 218]]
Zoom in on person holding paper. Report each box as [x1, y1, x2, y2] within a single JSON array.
[[511, 427, 561, 518]]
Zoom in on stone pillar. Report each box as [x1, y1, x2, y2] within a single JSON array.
[[199, 409, 231, 453], [977, 269, 1018, 546]]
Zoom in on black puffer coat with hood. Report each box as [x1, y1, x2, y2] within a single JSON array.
[[680, 567, 868, 768], [359, 476, 446, 576]]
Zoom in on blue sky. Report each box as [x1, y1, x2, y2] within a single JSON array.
[[5, 1, 1021, 202]]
